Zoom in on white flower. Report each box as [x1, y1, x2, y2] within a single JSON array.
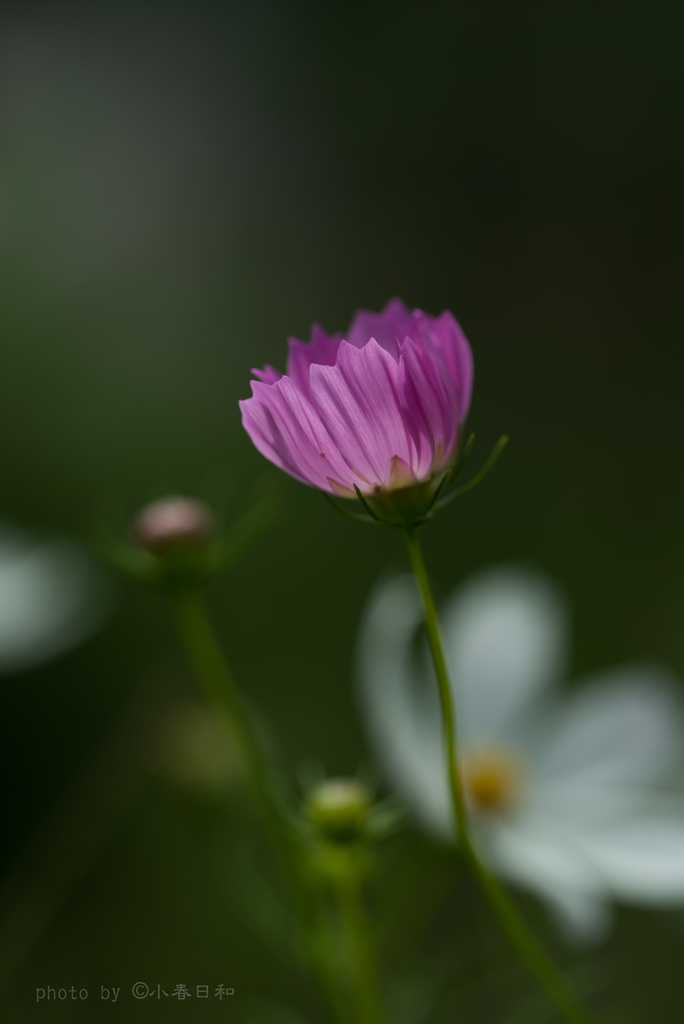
[[357, 566, 684, 940], [0, 521, 109, 674]]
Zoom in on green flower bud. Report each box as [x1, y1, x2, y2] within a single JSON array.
[[305, 778, 372, 842]]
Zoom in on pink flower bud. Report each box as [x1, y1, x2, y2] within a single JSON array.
[[132, 497, 214, 554]]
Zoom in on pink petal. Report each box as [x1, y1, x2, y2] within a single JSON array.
[[239, 378, 354, 494], [251, 364, 282, 385], [309, 339, 416, 489], [286, 323, 343, 394], [346, 298, 412, 356], [427, 311, 474, 425], [397, 338, 454, 476]]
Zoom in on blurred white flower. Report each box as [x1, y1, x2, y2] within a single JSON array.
[[0, 521, 109, 674], [357, 567, 684, 940]]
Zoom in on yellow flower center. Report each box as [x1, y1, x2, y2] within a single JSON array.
[[459, 747, 524, 814]]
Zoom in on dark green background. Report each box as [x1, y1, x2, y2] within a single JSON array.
[[1, 1, 684, 1020]]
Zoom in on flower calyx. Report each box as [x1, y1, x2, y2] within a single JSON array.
[[324, 433, 509, 530]]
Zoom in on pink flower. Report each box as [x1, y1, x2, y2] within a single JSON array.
[[239, 299, 473, 500]]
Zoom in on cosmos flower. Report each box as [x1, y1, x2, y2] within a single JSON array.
[[0, 521, 109, 675], [239, 299, 473, 501], [357, 567, 684, 938]]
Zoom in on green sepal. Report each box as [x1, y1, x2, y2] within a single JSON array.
[[433, 435, 509, 512], [93, 522, 223, 588], [321, 433, 507, 530], [322, 492, 380, 526], [92, 524, 162, 584]]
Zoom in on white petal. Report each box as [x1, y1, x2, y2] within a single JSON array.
[[0, 524, 109, 674], [484, 816, 600, 895], [544, 888, 613, 946], [535, 666, 684, 789], [356, 575, 450, 835], [571, 816, 684, 903], [525, 778, 654, 831], [480, 816, 609, 942], [440, 567, 567, 742]]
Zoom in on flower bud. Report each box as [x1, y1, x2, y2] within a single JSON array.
[[305, 778, 372, 841], [132, 497, 214, 554]]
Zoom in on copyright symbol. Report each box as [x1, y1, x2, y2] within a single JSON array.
[[132, 982, 149, 999]]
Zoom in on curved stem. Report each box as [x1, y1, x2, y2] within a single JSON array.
[[170, 588, 318, 942], [171, 587, 279, 824], [170, 586, 386, 1024], [402, 529, 597, 1024]]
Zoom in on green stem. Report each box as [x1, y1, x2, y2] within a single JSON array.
[[171, 587, 278, 825], [333, 857, 386, 1024], [402, 529, 597, 1024], [170, 586, 385, 1024]]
